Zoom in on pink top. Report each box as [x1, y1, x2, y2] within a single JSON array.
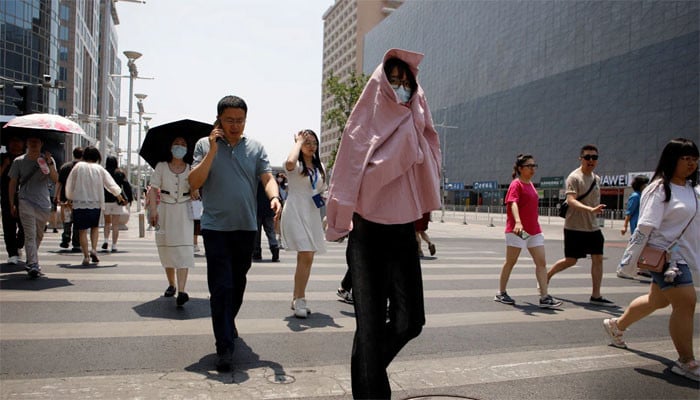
[[504, 179, 542, 235], [325, 48, 442, 241]]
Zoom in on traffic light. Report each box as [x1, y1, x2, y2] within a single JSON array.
[[13, 85, 31, 115]]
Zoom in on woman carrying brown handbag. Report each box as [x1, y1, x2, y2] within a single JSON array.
[[603, 138, 699, 382]]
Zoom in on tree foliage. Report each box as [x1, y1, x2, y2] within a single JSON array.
[[323, 70, 369, 168]]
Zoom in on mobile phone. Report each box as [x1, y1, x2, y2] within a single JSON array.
[[517, 230, 530, 240]]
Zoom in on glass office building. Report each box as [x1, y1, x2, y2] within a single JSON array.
[[363, 0, 699, 209]]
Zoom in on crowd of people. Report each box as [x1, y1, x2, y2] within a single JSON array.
[[1, 48, 698, 395]]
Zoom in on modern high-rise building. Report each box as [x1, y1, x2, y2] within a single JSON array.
[[320, 0, 403, 165], [363, 0, 699, 210], [1, 0, 122, 157]]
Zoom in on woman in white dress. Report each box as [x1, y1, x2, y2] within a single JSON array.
[[147, 137, 198, 307], [281, 129, 327, 318]]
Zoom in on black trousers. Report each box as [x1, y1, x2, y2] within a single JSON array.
[[202, 229, 255, 355], [347, 214, 425, 399]]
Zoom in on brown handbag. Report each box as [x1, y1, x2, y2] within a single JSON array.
[[637, 245, 667, 272]]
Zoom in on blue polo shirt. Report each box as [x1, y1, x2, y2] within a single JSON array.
[[192, 136, 271, 231]]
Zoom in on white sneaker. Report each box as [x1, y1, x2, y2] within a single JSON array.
[[616, 268, 635, 279], [603, 318, 627, 349], [8, 256, 19, 265], [292, 298, 310, 318]]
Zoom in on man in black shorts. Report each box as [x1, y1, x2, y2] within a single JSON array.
[[547, 144, 615, 307]]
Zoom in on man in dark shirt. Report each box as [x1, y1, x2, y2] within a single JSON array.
[[1, 136, 26, 264], [55, 147, 83, 251], [253, 179, 280, 262]]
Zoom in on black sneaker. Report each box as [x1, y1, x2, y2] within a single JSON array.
[[164, 285, 176, 297], [494, 292, 515, 305], [590, 296, 616, 307], [59, 242, 69, 249], [215, 349, 233, 372], [271, 246, 280, 262], [539, 295, 563, 309], [101, 242, 108, 250], [27, 264, 40, 279]]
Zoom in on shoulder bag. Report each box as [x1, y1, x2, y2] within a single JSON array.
[[558, 179, 596, 218]]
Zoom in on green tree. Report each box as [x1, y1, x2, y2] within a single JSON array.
[[323, 70, 369, 168]]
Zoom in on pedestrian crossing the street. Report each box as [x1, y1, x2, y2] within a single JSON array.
[[1, 221, 698, 399]]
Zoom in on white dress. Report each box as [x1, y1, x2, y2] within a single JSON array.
[[281, 165, 327, 253], [151, 162, 194, 269]]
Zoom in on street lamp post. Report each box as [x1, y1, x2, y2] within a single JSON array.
[[123, 50, 142, 188], [134, 93, 147, 212], [435, 111, 458, 223]]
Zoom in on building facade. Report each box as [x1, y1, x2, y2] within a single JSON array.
[[363, 0, 699, 210], [320, 0, 403, 165], [1, 0, 122, 157]]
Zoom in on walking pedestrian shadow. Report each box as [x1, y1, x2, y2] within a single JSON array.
[[618, 347, 700, 389], [185, 338, 288, 385], [0, 270, 73, 290], [284, 312, 343, 332], [132, 296, 210, 320], [57, 262, 118, 269], [512, 303, 563, 315]]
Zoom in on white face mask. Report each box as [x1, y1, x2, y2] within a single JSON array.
[[394, 86, 411, 103]]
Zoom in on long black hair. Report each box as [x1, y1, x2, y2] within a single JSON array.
[[651, 137, 699, 202], [512, 153, 534, 179], [297, 129, 326, 182]]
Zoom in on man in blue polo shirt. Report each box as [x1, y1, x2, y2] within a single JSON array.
[[189, 95, 281, 373]]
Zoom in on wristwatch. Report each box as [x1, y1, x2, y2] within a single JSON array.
[[270, 196, 282, 202]]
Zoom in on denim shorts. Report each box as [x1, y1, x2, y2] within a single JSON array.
[[649, 263, 694, 291]]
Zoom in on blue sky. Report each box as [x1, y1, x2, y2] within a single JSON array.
[[115, 0, 334, 167]]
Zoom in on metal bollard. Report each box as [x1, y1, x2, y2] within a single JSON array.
[[138, 213, 145, 238]]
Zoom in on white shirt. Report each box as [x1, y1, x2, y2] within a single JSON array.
[[638, 180, 700, 271], [65, 161, 122, 209]]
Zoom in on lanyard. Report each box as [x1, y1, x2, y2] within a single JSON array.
[[307, 168, 318, 190]]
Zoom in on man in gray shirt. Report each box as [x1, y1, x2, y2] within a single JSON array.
[[8, 135, 59, 278], [189, 95, 281, 372]]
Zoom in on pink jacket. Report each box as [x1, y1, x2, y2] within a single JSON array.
[[325, 48, 442, 241]]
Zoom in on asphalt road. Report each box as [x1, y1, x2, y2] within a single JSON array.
[[0, 211, 698, 399]]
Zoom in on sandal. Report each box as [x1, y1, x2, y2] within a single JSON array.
[[671, 359, 700, 382]]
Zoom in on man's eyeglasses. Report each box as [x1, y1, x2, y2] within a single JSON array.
[[581, 154, 599, 161], [389, 78, 411, 90], [303, 141, 318, 147], [222, 118, 246, 125], [522, 164, 538, 168]]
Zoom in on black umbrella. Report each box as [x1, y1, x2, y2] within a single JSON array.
[[138, 119, 213, 168]]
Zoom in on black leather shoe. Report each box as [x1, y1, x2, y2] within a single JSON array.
[[164, 285, 176, 297], [271, 246, 280, 262], [176, 292, 189, 307], [215, 349, 232, 372]]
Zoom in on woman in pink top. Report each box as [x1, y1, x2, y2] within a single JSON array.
[[495, 154, 562, 309], [325, 49, 441, 399]]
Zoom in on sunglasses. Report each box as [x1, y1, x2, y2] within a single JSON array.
[[581, 154, 599, 161]]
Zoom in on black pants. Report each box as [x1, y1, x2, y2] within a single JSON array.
[[347, 214, 425, 399], [202, 229, 255, 355], [1, 203, 24, 257]]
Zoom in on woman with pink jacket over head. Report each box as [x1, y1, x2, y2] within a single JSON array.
[[325, 48, 441, 399]]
